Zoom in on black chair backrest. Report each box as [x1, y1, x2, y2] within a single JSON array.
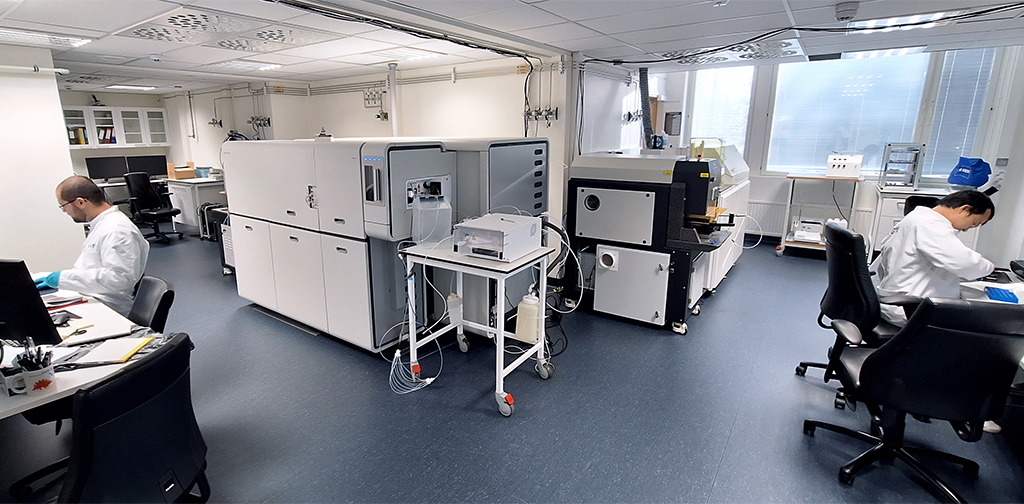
[[128, 276, 174, 333], [903, 195, 940, 216], [60, 333, 206, 503], [123, 172, 165, 211], [820, 222, 881, 335], [861, 298, 1024, 424]]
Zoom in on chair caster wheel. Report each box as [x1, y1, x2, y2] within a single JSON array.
[[963, 462, 980, 478], [691, 305, 700, 316], [839, 470, 855, 485], [536, 362, 554, 380], [802, 420, 816, 436], [795, 364, 807, 376], [834, 395, 847, 410]]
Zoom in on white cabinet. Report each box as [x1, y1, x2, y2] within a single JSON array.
[[231, 216, 277, 310], [322, 235, 373, 346], [270, 225, 328, 332], [62, 106, 169, 149], [166, 179, 228, 227], [222, 141, 320, 230], [707, 180, 749, 290], [314, 143, 365, 238]]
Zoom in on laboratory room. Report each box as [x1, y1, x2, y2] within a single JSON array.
[[3, 0, 1024, 502]]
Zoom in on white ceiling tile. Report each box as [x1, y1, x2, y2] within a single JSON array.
[[511, 22, 602, 43], [358, 28, 437, 46], [391, 53, 473, 69], [328, 53, 395, 65], [407, 39, 473, 54], [162, 44, 241, 64], [0, 19, 106, 38], [124, 58, 203, 70], [461, 4, 567, 32], [386, 0, 521, 20], [275, 59, 360, 74], [307, 66, 387, 80], [185, 0, 309, 22], [241, 53, 312, 65], [62, 35, 188, 57], [278, 13, 378, 36], [5, 0, 175, 33], [120, 77, 188, 87], [533, 0, 696, 22], [557, 35, 631, 52], [273, 37, 396, 58]]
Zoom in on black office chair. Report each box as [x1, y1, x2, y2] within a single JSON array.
[[122, 171, 182, 244], [10, 333, 210, 503], [904, 195, 941, 216], [802, 298, 1024, 503], [128, 275, 175, 333], [795, 223, 910, 389]]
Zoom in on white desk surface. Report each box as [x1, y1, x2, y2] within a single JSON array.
[[53, 297, 136, 346], [401, 243, 555, 275], [2, 296, 139, 420], [165, 177, 223, 185]]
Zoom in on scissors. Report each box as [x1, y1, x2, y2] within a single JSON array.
[[65, 324, 94, 338]]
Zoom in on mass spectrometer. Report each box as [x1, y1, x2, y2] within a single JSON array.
[[566, 153, 734, 335]]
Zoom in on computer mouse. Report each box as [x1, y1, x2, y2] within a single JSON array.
[[51, 312, 71, 326]]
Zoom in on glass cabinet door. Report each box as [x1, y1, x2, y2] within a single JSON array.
[[64, 109, 88, 145], [92, 108, 117, 144], [147, 110, 167, 143], [119, 109, 144, 144]]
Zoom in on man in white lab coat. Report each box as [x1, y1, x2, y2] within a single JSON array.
[[34, 176, 150, 317], [869, 190, 995, 326]]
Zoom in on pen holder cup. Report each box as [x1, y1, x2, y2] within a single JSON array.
[[21, 366, 57, 397]]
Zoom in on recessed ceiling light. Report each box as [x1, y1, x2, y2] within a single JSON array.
[[842, 46, 926, 59], [212, 60, 282, 71], [370, 48, 443, 61], [848, 11, 965, 33], [0, 27, 90, 48], [106, 85, 157, 91]]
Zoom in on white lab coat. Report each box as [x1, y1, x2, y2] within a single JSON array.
[[59, 207, 150, 317], [869, 206, 993, 324]]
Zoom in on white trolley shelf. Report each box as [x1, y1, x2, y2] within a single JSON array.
[[777, 173, 864, 256], [400, 243, 555, 417]]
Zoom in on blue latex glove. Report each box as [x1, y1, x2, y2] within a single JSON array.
[[34, 271, 61, 290]]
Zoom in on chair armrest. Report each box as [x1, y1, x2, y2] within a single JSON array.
[[880, 295, 923, 319], [830, 319, 863, 346], [111, 198, 129, 205]]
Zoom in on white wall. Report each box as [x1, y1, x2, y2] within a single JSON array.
[[0, 45, 84, 271]]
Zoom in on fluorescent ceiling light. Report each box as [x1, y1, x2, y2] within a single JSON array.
[[106, 85, 157, 91], [212, 60, 282, 71], [370, 48, 442, 61], [848, 11, 964, 33], [842, 46, 925, 59], [0, 27, 90, 48]]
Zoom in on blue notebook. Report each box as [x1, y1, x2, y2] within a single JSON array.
[[985, 286, 1019, 303]]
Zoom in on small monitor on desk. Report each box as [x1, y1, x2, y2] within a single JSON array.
[[0, 259, 61, 346], [85, 156, 128, 182], [127, 155, 168, 179]]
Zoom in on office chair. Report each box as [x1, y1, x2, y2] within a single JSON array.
[[802, 298, 1024, 503], [122, 171, 182, 244], [904, 195, 941, 216], [128, 275, 175, 333], [9, 333, 210, 503], [795, 223, 912, 390]]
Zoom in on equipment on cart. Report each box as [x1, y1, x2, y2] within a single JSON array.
[[566, 153, 734, 334]]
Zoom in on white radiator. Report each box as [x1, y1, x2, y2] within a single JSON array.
[[747, 201, 787, 237]]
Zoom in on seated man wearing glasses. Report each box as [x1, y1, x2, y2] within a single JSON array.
[[34, 176, 150, 317]]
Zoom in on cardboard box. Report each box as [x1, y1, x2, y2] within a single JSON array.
[[166, 161, 195, 180]]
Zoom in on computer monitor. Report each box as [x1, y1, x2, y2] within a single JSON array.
[[126, 155, 168, 178], [85, 156, 128, 181], [0, 259, 62, 346]]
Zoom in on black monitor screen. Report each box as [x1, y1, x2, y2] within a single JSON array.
[[85, 157, 128, 180], [127, 155, 167, 178], [0, 260, 61, 346]]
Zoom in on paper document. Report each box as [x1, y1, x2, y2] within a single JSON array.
[[76, 337, 153, 364], [42, 289, 83, 308]]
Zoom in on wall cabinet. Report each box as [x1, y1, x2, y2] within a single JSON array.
[[62, 106, 169, 148]]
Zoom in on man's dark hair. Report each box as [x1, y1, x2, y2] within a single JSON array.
[[936, 190, 995, 220], [58, 176, 106, 205]]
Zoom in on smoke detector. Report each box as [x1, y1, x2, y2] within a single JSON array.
[[835, 2, 859, 22]]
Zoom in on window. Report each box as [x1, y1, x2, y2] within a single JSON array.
[[767, 54, 929, 173], [923, 48, 996, 177], [691, 66, 754, 155]]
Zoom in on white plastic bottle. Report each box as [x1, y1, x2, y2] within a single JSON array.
[[514, 294, 540, 344]]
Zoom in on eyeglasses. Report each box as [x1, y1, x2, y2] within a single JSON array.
[[58, 198, 80, 210]]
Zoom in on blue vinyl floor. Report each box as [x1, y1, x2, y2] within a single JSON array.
[[2, 235, 1023, 503]]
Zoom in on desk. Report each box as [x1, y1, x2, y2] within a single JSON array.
[[778, 174, 863, 256], [400, 244, 555, 417], [166, 178, 227, 228], [1, 300, 142, 420]]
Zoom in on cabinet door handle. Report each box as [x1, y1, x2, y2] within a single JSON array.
[[244, 225, 253, 231], [289, 236, 299, 242], [334, 218, 345, 224], [335, 247, 348, 254], [896, 201, 905, 208], [286, 210, 296, 216]]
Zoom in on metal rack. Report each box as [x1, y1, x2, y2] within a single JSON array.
[[879, 143, 926, 190]]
